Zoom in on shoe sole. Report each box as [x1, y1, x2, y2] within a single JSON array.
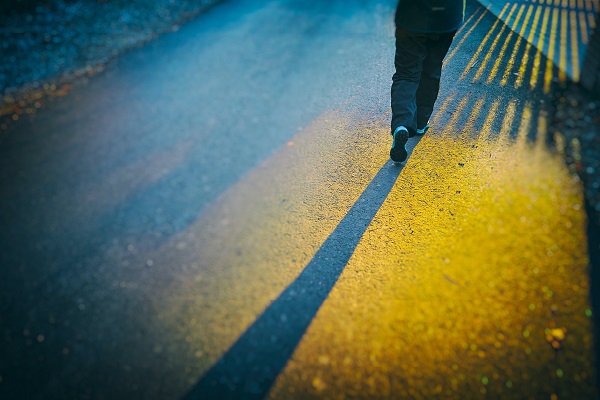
[[390, 129, 409, 163]]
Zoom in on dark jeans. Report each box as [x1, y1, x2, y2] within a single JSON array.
[[391, 28, 456, 136]]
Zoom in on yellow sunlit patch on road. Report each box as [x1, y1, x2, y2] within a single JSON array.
[[444, 7, 487, 65], [473, 4, 517, 82], [532, 6, 551, 89], [535, 110, 550, 153], [460, 4, 509, 81], [479, 0, 597, 83], [268, 129, 595, 400], [149, 107, 392, 383], [517, 5, 543, 88], [580, 11, 590, 44], [476, 99, 500, 143], [452, 0, 591, 90], [497, 100, 518, 145], [450, 97, 486, 136], [488, 4, 526, 84], [444, 95, 471, 132], [558, 9, 569, 83], [142, 3, 599, 395], [589, 9, 597, 27], [571, 10, 581, 81], [544, 8, 561, 93], [432, 93, 456, 122], [502, 4, 534, 86], [516, 101, 533, 147]]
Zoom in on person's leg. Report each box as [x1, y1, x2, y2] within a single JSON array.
[[415, 32, 456, 130], [391, 28, 427, 137]]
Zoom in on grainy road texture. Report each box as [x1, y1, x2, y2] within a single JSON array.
[[0, 0, 596, 399]]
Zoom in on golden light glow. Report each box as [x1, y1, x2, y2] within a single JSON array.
[[517, 5, 543, 88], [458, 6, 484, 35], [430, 93, 456, 126], [150, 108, 394, 384], [570, 10, 581, 81], [480, 0, 597, 85], [543, 8, 560, 93], [531, 6, 551, 90], [460, 4, 509, 81], [473, 4, 518, 82], [589, 9, 597, 28], [442, 95, 472, 134], [502, 5, 534, 86], [461, 97, 487, 135], [488, 5, 526, 84], [444, 8, 487, 65], [268, 123, 594, 400], [558, 9, 569, 83], [535, 109, 550, 152], [476, 99, 500, 143], [497, 100, 518, 146], [580, 11, 590, 44], [144, 4, 600, 397], [516, 101, 533, 148]]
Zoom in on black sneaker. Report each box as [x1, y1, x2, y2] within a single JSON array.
[[416, 123, 429, 136], [409, 123, 429, 137], [390, 127, 409, 163]]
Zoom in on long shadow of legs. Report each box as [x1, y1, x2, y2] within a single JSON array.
[[183, 161, 403, 400]]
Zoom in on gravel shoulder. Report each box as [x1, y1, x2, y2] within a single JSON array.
[[552, 84, 600, 226], [0, 0, 221, 131]]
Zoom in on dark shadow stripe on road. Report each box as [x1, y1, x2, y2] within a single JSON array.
[[183, 160, 404, 400]]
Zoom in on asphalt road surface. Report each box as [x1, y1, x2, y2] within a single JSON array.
[[0, 0, 596, 399]]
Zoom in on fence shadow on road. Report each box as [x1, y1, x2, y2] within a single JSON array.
[[184, 3, 596, 398], [431, 3, 600, 398], [183, 160, 406, 400], [434, 1, 570, 147]]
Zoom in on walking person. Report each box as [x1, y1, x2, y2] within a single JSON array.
[[390, 0, 466, 163]]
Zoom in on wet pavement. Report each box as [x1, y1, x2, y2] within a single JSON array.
[[0, 0, 598, 399]]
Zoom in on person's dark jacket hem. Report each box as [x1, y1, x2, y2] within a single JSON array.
[[395, 0, 465, 33]]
